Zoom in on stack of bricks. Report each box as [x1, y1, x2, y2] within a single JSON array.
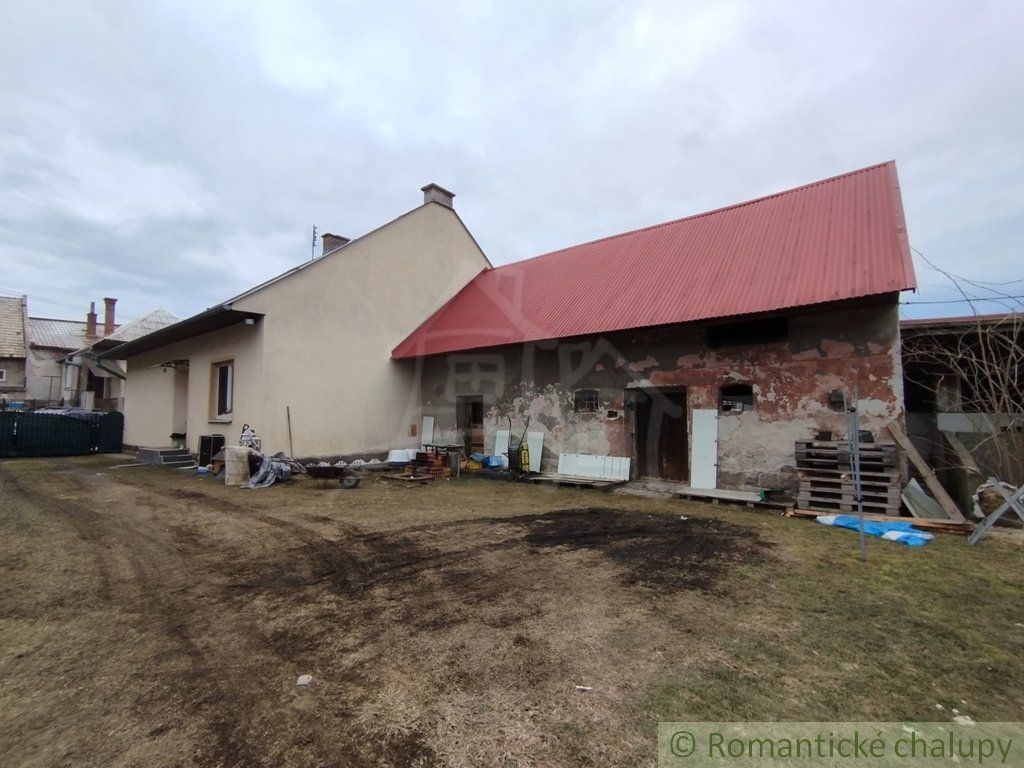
[[410, 451, 449, 480]]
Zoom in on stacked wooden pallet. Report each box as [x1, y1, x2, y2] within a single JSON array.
[[795, 440, 901, 515]]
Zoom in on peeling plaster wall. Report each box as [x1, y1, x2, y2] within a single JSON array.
[[419, 295, 904, 490]]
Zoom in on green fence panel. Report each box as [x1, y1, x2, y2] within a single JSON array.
[[0, 413, 16, 456], [16, 414, 93, 457], [0, 412, 124, 458], [0, 412, 125, 458], [98, 412, 124, 454]]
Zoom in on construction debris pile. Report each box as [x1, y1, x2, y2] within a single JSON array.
[[789, 424, 975, 535], [384, 447, 456, 485]]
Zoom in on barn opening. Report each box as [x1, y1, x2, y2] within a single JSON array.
[[457, 394, 484, 454], [633, 387, 688, 481]]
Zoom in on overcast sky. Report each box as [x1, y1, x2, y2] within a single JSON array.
[[1, 1, 1021, 325]]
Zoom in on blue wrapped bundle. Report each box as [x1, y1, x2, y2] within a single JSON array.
[[815, 514, 934, 547]]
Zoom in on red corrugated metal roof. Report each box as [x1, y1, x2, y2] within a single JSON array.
[[393, 161, 917, 359]]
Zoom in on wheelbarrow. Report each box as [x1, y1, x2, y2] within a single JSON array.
[[304, 465, 362, 489]]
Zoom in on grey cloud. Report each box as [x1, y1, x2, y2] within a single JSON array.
[[0, 0, 1021, 322]]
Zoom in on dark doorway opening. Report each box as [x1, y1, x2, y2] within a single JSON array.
[[634, 388, 688, 481], [457, 395, 484, 455]]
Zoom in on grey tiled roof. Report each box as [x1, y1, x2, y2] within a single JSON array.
[[101, 308, 179, 343], [27, 317, 90, 351], [0, 296, 28, 358]]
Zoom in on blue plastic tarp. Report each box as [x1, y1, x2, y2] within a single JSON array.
[[815, 514, 934, 547]]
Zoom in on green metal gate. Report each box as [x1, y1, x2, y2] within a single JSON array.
[[0, 412, 124, 458]]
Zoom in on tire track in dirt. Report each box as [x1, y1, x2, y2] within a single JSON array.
[[68, 465, 772, 767], [1, 466, 117, 603], [90, 471, 437, 765], [1, 465, 267, 767]]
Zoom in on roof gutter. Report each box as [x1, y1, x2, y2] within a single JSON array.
[[97, 304, 263, 360]]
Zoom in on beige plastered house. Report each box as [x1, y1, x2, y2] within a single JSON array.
[[104, 185, 489, 456]]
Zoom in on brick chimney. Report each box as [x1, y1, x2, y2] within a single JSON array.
[[86, 302, 98, 340], [321, 233, 351, 256], [103, 297, 117, 335], [421, 183, 455, 209]]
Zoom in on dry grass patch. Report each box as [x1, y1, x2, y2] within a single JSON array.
[[1, 457, 1022, 767]]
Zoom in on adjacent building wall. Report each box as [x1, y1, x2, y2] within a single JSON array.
[[26, 347, 66, 403], [419, 295, 904, 490], [0, 357, 27, 400]]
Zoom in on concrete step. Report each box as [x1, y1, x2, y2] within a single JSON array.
[[162, 458, 198, 468], [136, 446, 195, 466]]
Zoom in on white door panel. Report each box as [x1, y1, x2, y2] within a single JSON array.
[[690, 408, 718, 489]]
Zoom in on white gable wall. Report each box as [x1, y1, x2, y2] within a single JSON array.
[[232, 202, 487, 455], [123, 201, 487, 456]]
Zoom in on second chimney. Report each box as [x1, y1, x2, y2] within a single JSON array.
[[421, 183, 455, 209], [86, 302, 98, 339], [321, 233, 351, 256], [103, 297, 117, 336]]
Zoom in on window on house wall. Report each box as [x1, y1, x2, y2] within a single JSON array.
[[211, 361, 233, 419], [707, 317, 788, 348], [574, 388, 599, 413], [0, 368, 6, 382], [720, 383, 754, 413]]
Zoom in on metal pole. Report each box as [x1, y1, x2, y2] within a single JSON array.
[[287, 405, 295, 458], [847, 385, 867, 562]]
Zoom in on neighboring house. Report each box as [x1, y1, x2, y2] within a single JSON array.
[[23, 298, 116, 408], [394, 162, 917, 490], [0, 296, 29, 402], [103, 184, 490, 454], [64, 303, 180, 412], [901, 312, 1023, 505], [26, 316, 90, 405]]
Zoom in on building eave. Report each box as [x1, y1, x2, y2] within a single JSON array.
[[97, 305, 263, 360]]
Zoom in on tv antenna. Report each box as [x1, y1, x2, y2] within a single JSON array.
[[310, 224, 318, 261]]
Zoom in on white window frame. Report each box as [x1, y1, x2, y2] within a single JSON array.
[[0, 368, 6, 382]]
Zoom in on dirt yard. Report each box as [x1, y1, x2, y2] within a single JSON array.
[[2, 456, 1023, 767]]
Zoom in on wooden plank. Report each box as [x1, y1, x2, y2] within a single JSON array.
[[798, 485, 901, 499], [381, 474, 433, 484], [674, 487, 764, 504], [800, 477, 900, 492], [797, 498, 900, 513], [796, 444, 895, 452], [527, 473, 626, 488], [799, 490, 901, 504], [787, 507, 974, 533], [798, 467, 899, 479], [885, 424, 966, 522]]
